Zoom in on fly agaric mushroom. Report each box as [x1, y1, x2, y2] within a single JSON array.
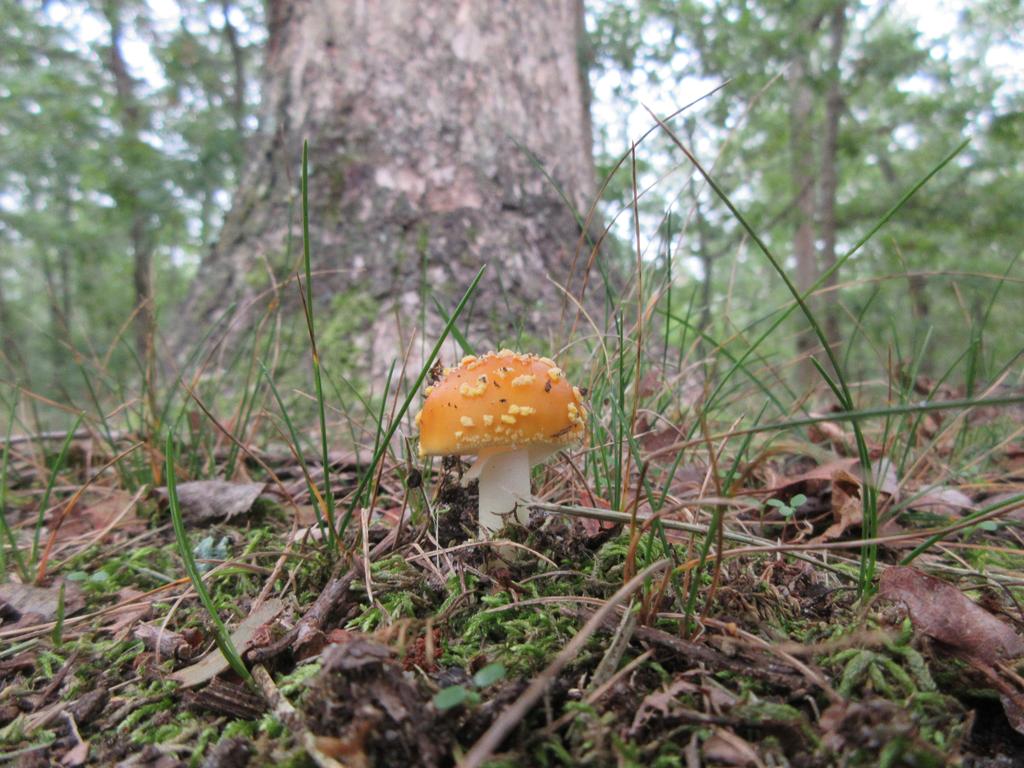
[[415, 350, 587, 532]]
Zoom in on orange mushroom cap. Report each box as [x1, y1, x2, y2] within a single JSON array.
[[416, 350, 586, 457]]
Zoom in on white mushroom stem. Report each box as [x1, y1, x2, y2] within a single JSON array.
[[465, 446, 560, 532]]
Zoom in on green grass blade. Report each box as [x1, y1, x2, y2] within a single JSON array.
[[165, 432, 254, 687], [703, 139, 970, 414], [1, 391, 28, 581], [158, 302, 240, 431], [432, 297, 476, 357], [225, 323, 279, 480], [76, 361, 134, 489], [663, 395, 1024, 448], [648, 112, 970, 596], [300, 140, 338, 550], [657, 306, 792, 414], [260, 361, 328, 538], [340, 264, 488, 536], [361, 361, 396, 507]]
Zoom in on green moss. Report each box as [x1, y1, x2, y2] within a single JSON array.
[[441, 583, 580, 675], [119, 700, 175, 736], [0, 716, 54, 747], [276, 661, 322, 699], [345, 553, 433, 631], [318, 288, 381, 384], [591, 532, 673, 582], [222, 719, 259, 741]]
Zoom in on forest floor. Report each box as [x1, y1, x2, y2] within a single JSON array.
[[1, 386, 1024, 768]]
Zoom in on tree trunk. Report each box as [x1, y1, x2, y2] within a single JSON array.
[[58, 196, 74, 336], [789, 48, 818, 388], [102, 0, 156, 387], [180, 0, 595, 374], [819, 1, 846, 350]]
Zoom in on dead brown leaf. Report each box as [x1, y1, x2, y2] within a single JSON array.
[[49, 490, 144, 544], [766, 457, 898, 497], [879, 569, 1024, 735], [999, 691, 1024, 735], [0, 580, 84, 627], [878, 567, 1024, 664], [812, 469, 863, 543], [807, 419, 855, 453], [636, 412, 686, 455], [703, 728, 763, 767], [86, 490, 145, 530], [1002, 443, 1024, 477], [636, 367, 665, 399], [155, 480, 266, 522], [292, 504, 321, 526], [60, 739, 89, 767], [628, 677, 700, 737], [910, 486, 975, 516], [761, 458, 900, 542], [168, 598, 285, 688]]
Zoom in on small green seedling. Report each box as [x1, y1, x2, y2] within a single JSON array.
[[432, 662, 507, 711], [766, 493, 807, 519]]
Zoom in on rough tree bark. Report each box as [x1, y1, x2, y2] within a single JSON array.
[[181, 0, 595, 372]]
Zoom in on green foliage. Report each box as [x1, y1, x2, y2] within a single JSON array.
[[447, 587, 580, 675], [433, 683, 475, 710]]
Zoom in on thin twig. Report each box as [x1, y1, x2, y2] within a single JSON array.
[[462, 558, 672, 768]]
